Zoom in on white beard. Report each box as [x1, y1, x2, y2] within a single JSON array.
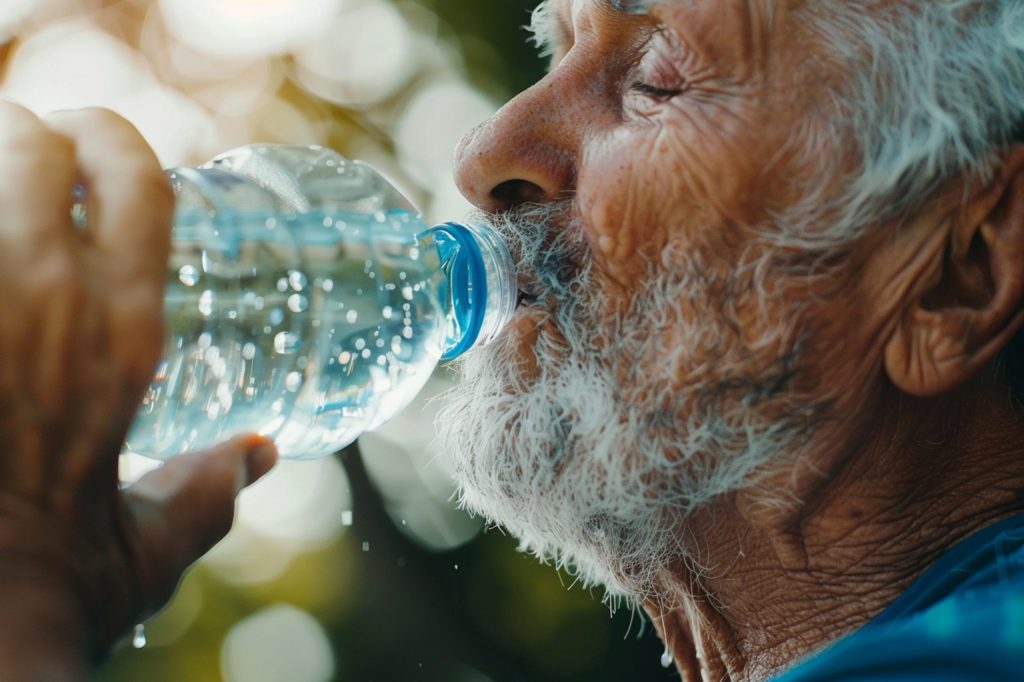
[[437, 203, 822, 600]]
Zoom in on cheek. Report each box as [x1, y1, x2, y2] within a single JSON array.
[[576, 131, 679, 287], [577, 122, 769, 287]]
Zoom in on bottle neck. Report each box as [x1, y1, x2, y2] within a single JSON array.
[[428, 222, 516, 360]]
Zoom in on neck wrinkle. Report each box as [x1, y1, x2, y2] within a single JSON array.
[[648, 373, 1024, 681]]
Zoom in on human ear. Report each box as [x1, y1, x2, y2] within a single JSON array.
[[884, 147, 1024, 396]]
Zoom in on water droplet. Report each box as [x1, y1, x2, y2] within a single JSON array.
[[391, 338, 403, 355], [409, 247, 420, 260], [661, 648, 673, 668], [265, 217, 278, 229], [271, 399, 284, 415], [355, 338, 366, 351], [376, 355, 386, 366], [204, 346, 221, 365], [402, 326, 413, 340], [382, 305, 393, 319], [322, 216, 334, 227], [361, 349, 372, 359], [399, 271, 407, 281], [288, 271, 308, 291], [362, 541, 370, 552], [346, 310, 358, 324], [285, 371, 302, 392], [454, 564, 459, 571], [322, 279, 334, 293], [269, 308, 285, 326], [198, 290, 214, 317], [342, 511, 353, 526], [198, 332, 213, 350], [287, 294, 309, 313], [276, 277, 289, 293], [131, 624, 147, 649], [401, 286, 414, 301], [338, 351, 352, 364], [178, 265, 200, 286], [274, 331, 301, 354], [216, 382, 233, 409], [242, 342, 257, 360]]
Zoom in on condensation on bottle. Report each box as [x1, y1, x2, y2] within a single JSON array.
[[111, 145, 515, 460]]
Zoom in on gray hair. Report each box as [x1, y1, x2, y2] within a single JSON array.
[[786, 1, 1024, 250]]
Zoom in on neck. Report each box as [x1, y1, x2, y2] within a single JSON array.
[[647, 376, 1024, 681]]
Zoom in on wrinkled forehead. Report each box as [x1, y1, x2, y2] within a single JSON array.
[[537, 0, 813, 74]]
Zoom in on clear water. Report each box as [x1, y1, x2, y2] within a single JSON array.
[[125, 208, 447, 460]]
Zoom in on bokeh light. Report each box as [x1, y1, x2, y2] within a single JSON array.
[[220, 604, 335, 682], [292, 1, 417, 108], [0, 0, 37, 42], [159, 0, 344, 60]]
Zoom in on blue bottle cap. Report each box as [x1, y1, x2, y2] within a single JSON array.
[[434, 222, 488, 360]]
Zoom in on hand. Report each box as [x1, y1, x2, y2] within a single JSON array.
[[0, 102, 278, 677]]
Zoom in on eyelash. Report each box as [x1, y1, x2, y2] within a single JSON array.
[[629, 81, 684, 102]]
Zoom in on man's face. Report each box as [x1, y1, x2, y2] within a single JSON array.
[[440, 0, 868, 593]]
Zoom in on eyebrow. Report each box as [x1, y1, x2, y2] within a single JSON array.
[[527, 0, 657, 60]]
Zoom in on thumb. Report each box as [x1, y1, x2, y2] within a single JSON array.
[[123, 434, 278, 611]]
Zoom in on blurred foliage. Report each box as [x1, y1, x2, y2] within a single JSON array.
[[420, 0, 548, 98]]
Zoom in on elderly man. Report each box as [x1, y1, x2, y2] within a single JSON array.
[[442, 0, 1024, 679], [1, 0, 1023, 680]]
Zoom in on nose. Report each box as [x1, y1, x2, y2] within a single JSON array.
[[454, 76, 579, 213]]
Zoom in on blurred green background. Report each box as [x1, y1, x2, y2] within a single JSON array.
[[0, 1, 669, 680]]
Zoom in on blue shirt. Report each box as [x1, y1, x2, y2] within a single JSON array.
[[774, 514, 1024, 681]]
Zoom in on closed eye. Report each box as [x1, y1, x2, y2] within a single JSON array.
[[630, 81, 685, 102]]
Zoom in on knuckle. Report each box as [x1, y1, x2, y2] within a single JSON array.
[[0, 100, 42, 136], [0, 124, 74, 178], [53, 106, 128, 132], [32, 248, 81, 292]]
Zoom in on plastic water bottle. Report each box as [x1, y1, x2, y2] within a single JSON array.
[[104, 145, 515, 460]]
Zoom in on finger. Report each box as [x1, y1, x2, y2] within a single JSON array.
[[0, 101, 78, 249], [43, 108, 174, 288], [45, 109, 174, 397], [122, 434, 278, 609]]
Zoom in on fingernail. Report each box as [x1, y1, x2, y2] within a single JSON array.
[[242, 434, 278, 486]]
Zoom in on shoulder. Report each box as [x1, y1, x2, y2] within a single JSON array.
[[774, 517, 1024, 682], [774, 588, 1024, 681]]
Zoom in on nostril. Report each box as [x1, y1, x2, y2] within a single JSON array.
[[491, 179, 547, 209]]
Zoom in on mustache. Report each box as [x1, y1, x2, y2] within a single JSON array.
[[465, 201, 591, 299]]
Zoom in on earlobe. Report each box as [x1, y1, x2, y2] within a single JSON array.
[[884, 148, 1024, 396]]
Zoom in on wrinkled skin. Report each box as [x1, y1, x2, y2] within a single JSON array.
[[453, 1, 1024, 680], [0, 103, 277, 679]]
